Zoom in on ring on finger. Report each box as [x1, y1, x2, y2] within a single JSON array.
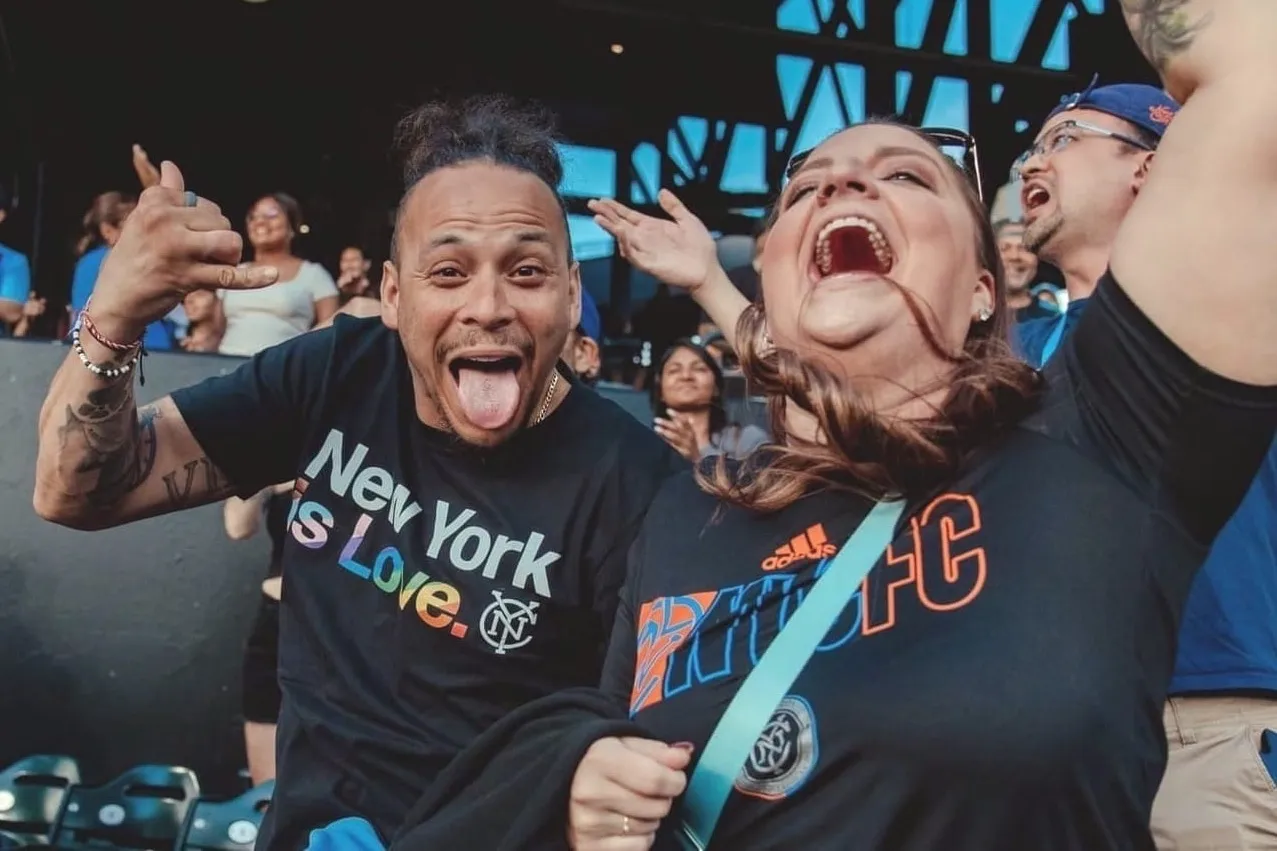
[[621, 815, 631, 835], [183, 190, 198, 208]]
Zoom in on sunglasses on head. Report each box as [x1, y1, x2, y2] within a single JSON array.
[[784, 126, 984, 202]]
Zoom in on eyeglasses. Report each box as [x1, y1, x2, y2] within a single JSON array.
[[785, 126, 984, 202], [1010, 119, 1153, 182]]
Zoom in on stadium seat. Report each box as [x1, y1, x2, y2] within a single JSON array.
[[48, 764, 198, 851], [0, 755, 81, 845], [178, 781, 274, 851]]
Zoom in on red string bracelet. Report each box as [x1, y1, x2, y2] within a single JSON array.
[[81, 300, 143, 353]]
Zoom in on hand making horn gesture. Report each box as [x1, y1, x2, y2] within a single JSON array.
[[86, 161, 278, 343], [588, 190, 719, 293], [131, 144, 161, 190]]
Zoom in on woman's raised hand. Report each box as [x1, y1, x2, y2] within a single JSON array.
[[589, 190, 719, 293]]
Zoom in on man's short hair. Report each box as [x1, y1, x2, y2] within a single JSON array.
[[994, 218, 1025, 237], [1121, 122, 1161, 152], [391, 95, 574, 263]]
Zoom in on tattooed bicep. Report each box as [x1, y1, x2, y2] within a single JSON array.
[[141, 398, 237, 512], [60, 393, 235, 523], [1118, 0, 1214, 75], [160, 456, 234, 510]]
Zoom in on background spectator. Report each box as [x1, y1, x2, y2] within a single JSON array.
[[217, 193, 339, 357], [0, 183, 31, 337], [562, 288, 603, 384], [67, 191, 184, 350], [650, 338, 767, 461]]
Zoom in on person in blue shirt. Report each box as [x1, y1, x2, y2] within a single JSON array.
[[1016, 78, 1277, 847], [69, 190, 178, 351], [994, 219, 1055, 323], [0, 182, 31, 337]]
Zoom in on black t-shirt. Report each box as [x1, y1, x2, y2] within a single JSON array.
[[170, 316, 683, 851], [600, 274, 1277, 851]]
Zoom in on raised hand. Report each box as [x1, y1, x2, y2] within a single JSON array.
[[567, 736, 691, 850], [588, 190, 719, 293], [653, 410, 703, 462], [87, 161, 277, 343], [131, 144, 161, 190], [22, 295, 46, 318]]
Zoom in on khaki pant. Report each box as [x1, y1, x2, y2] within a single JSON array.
[[1151, 695, 1277, 850]]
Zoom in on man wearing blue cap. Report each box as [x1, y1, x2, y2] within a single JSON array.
[[1014, 78, 1179, 366], [562, 287, 602, 385], [1016, 78, 1277, 847]]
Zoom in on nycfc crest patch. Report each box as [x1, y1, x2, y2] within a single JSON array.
[[735, 694, 819, 801]]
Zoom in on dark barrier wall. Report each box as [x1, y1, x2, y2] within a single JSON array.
[[0, 340, 272, 794], [0, 338, 663, 794]]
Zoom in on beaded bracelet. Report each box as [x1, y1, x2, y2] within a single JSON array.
[[71, 326, 145, 382]]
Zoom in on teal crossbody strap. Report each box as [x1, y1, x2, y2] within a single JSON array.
[[676, 499, 905, 850]]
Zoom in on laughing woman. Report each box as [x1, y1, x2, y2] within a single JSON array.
[[546, 3, 1277, 850]]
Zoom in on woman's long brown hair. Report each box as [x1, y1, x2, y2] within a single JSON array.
[[699, 121, 1043, 513], [75, 191, 135, 256]]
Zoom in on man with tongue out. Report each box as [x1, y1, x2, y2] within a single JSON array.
[[454, 357, 523, 431], [30, 94, 683, 851]]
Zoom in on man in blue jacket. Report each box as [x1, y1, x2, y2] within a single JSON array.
[[1016, 77, 1277, 847]]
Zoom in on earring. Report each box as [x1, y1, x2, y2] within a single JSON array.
[[977, 307, 992, 322]]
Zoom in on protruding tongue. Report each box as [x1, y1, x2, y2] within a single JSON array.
[[456, 367, 522, 430]]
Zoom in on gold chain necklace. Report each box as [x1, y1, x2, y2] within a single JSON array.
[[534, 369, 560, 425]]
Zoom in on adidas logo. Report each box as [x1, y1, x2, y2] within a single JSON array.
[[761, 524, 837, 571]]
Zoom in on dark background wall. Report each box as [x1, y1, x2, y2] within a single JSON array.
[[1, 340, 273, 794]]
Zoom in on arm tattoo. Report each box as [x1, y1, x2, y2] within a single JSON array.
[[1119, 0, 1214, 75], [161, 457, 229, 510], [56, 379, 159, 510]]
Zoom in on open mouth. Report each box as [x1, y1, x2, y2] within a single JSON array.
[[447, 353, 526, 431], [813, 216, 895, 280], [1022, 182, 1051, 214]]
